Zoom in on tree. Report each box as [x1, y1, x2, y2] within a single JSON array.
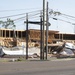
[[0, 18, 16, 29], [49, 9, 61, 16]]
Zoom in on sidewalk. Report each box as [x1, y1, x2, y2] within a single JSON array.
[[0, 56, 75, 62]]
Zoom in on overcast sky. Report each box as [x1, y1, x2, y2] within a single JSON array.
[[0, 0, 75, 33]]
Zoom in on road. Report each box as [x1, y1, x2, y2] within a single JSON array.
[[0, 58, 75, 75]]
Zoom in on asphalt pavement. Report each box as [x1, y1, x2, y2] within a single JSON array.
[[0, 58, 75, 75]]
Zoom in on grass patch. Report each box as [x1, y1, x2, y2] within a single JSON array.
[[16, 57, 26, 61]]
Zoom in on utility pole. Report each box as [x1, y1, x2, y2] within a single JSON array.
[[40, 13, 43, 60], [43, 0, 45, 60], [26, 13, 28, 60], [46, 2, 49, 60], [24, 15, 44, 60]]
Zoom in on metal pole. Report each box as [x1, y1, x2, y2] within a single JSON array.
[[45, 2, 49, 60], [26, 13, 28, 59], [40, 14, 43, 60], [43, 0, 45, 60]]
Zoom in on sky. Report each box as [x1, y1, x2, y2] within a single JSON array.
[[0, 0, 75, 34]]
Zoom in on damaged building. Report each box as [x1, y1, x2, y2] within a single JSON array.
[[0, 28, 75, 48]]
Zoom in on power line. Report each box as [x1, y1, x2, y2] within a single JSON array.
[[0, 9, 42, 19], [0, 7, 42, 12], [60, 14, 75, 22], [61, 13, 75, 19], [13, 12, 40, 21], [49, 16, 75, 25], [49, 9, 75, 19]]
